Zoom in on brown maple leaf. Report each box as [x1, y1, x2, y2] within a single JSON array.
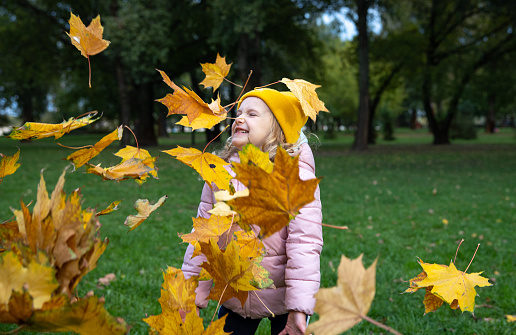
[[306, 254, 378, 335], [228, 145, 320, 238], [66, 12, 110, 87], [162, 146, 231, 191], [176, 96, 227, 130], [281, 78, 329, 122], [199, 53, 232, 91], [86, 157, 155, 183], [114, 145, 158, 184]]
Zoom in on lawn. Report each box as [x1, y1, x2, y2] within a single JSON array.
[[1, 127, 515, 334]]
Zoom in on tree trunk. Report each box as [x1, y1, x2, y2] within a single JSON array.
[[114, 58, 132, 145], [352, 0, 370, 151], [158, 110, 169, 138], [237, 33, 262, 92], [485, 93, 496, 133], [134, 82, 157, 146], [20, 92, 35, 124]]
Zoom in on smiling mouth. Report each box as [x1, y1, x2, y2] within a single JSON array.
[[235, 130, 248, 134]]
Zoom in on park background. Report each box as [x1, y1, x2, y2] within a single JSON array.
[[1, 0, 515, 334]]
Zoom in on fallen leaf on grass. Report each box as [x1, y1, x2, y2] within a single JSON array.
[[124, 195, 168, 231], [97, 273, 116, 287]]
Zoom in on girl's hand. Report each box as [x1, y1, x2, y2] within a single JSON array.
[[279, 311, 308, 335]]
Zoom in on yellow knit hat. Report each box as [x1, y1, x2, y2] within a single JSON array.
[[237, 88, 308, 144]]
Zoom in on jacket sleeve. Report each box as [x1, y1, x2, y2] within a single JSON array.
[[181, 182, 214, 309], [284, 167, 323, 315]]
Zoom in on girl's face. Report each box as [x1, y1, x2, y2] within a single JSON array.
[[232, 97, 273, 151]]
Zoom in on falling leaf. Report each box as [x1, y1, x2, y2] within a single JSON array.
[[208, 189, 249, 217], [200, 239, 259, 307], [180, 215, 233, 257], [157, 69, 221, 123], [281, 78, 329, 121], [65, 126, 123, 169], [124, 195, 168, 231], [410, 259, 492, 313], [86, 157, 155, 182], [162, 146, 231, 191], [306, 254, 377, 335], [228, 145, 320, 238], [7, 112, 100, 140], [66, 12, 110, 87], [96, 201, 122, 216], [0, 149, 21, 183], [176, 97, 226, 130], [199, 54, 232, 91], [114, 145, 158, 183]]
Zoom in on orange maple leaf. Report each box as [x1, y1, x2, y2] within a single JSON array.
[[228, 145, 320, 238], [65, 126, 123, 169], [96, 201, 122, 216], [200, 239, 259, 307], [66, 12, 110, 87], [6, 112, 100, 140], [180, 216, 233, 257], [124, 195, 168, 231], [162, 146, 231, 191], [0, 149, 21, 184], [281, 78, 329, 121], [176, 96, 227, 130], [199, 53, 232, 91], [86, 157, 155, 183], [114, 145, 158, 184], [157, 69, 224, 124]]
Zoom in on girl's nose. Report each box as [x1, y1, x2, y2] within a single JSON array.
[[235, 115, 245, 124]]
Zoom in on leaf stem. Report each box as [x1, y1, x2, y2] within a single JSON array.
[[212, 284, 229, 323], [124, 125, 138, 149], [56, 143, 94, 150], [321, 222, 348, 230], [223, 77, 243, 88], [454, 239, 464, 264], [362, 315, 403, 335], [254, 80, 282, 90], [464, 243, 480, 273], [203, 124, 230, 154], [88, 55, 92, 88]]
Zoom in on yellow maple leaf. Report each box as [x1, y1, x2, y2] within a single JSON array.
[[157, 69, 217, 123], [416, 259, 492, 313], [180, 216, 233, 257], [200, 239, 259, 307], [114, 145, 158, 183], [199, 53, 232, 91], [0, 149, 21, 183], [506, 315, 516, 322], [281, 78, 329, 121], [96, 200, 122, 216], [65, 126, 123, 169], [162, 146, 231, 191], [86, 157, 155, 182], [208, 189, 249, 217], [176, 96, 227, 130], [124, 195, 168, 231], [6, 112, 100, 140], [0, 252, 58, 309], [228, 145, 320, 238], [238, 143, 274, 173], [306, 254, 378, 335], [66, 12, 110, 87]]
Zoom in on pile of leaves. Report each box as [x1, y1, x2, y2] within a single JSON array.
[[0, 169, 126, 334]]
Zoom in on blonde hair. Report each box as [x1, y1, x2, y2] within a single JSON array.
[[218, 111, 296, 162]]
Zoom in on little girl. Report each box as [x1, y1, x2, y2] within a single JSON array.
[[181, 88, 323, 335]]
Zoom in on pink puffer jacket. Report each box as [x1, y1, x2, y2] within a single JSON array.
[[181, 143, 323, 319]]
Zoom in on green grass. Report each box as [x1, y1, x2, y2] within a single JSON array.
[[1, 127, 515, 334]]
